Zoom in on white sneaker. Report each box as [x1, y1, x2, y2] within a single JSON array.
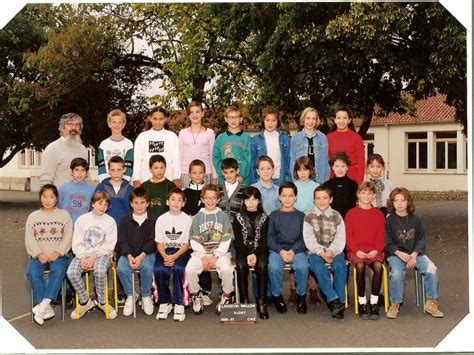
[[156, 303, 173, 320], [215, 293, 232, 315], [123, 296, 134, 317], [32, 304, 55, 320], [33, 303, 48, 326], [96, 301, 117, 320], [202, 295, 213, 306], [142, 296, 154, 316], [173, 304, 186, 321], [70, 298, 95, 320], [191, 293, 204, 314]]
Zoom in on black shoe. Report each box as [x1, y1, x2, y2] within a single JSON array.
[[369, 303, 379, 320], [257, 298, 269, 320], [328, 298, 344, 317], [296, 293, 307, 314], [273, 295, 287, 313], [359, 303, 370, 320], [334, 309, 344, 319]]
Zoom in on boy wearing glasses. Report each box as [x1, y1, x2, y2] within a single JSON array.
[[212, 105, 251, 184]]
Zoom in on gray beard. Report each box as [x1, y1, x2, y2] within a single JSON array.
[[63, 134, 82, 145]]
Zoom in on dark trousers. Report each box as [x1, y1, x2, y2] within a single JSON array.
[[236, 256, 267, 302]]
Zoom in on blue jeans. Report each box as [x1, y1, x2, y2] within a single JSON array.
[[27, 256, 69, 305], [388, 254, 439, 303], [309, 254, 347, 303], [117, 254, 156, 297], [268, 251, 309, 297]]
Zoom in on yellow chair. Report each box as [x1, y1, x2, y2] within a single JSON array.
[[74, 265, 118, 320], [30, 270, 67, 322], [352, 263, 389, 314]]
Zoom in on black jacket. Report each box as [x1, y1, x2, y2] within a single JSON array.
[[117, 211, 157, 257]]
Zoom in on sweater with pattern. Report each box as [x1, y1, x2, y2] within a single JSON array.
[[25, 208, 73, 258]]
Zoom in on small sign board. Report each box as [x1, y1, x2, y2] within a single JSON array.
[[220, 303, 257, 324]]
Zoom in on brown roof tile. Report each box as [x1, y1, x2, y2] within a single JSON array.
[[353, 94, 456, 126]]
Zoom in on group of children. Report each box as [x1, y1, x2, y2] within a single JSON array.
[[25, 102, 444, 326]]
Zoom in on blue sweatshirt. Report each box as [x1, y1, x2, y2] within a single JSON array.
[[58, 181, 95, 223], [94, 178, 133, 225], [267, 209, 306, 254]]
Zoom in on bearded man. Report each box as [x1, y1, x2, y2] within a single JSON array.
[[39, 113, 89, 187]]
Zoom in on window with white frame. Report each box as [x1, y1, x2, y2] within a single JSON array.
[[407, 132, 428, 169], [434, 131, 457, 170], [364, 133, 375, 160], [19, 148, 42, 168]]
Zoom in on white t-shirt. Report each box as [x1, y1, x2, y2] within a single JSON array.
[[132, 129, 180, 183], [264, 130, 281, 178], [155, 211, 192, 249]]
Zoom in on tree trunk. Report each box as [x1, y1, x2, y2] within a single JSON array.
[[0, 145, 25, 168]]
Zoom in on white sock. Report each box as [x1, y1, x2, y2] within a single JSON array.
[[358, 296, 367, 305], [40, 298, 51, 307], [370, 294, 379, 305]]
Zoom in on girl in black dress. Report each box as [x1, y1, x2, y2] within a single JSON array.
[[232, 186, 269, 319]]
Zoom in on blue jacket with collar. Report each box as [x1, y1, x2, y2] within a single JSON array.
[[249, 130, 291, 185], [289, 129, 330, 184]]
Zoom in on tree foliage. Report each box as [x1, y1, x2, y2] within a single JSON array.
[[0, 3, 466, 166]]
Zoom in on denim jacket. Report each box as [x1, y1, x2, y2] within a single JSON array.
[[289, 129, 330, 184], [250, 130, 291, 185]]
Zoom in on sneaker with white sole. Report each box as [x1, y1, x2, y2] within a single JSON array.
[[202, 295, 213, 306], [142, 296, 154, 316], [32, 304, 55, 321], [215, 293, 232, 315], [123, 296, 134, 317], [96, 301, 117, 320], [191, 293, 204, 314], [70, 298, 95, 320], [173, 304, 185, 322], [156, 303, 173, 320], [33, 303, 49, 326]]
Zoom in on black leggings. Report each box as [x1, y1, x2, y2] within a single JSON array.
[[235, 256, 268, 302], [355, 261, 383, 298]]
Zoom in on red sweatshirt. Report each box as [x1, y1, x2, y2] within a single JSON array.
[[327, 130, 365, 184], [344, 206, 385, 259]]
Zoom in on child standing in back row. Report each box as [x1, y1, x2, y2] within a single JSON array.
[[213, 104, 251, 184], [327, 107, 365, 184], [26, 184, 73, 326], [385, 188, 444, 319], [179, 100, 217, 186], [365, 154, 394, 216], [290, 107, 330, 184], [345, 182, 385, 320], [132, 107, 180, 187], [249, 106, 291, 185], [97, 109, 134, 182]]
